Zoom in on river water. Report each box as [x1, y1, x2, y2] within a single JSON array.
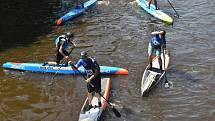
[[0, 0, 215, 121]]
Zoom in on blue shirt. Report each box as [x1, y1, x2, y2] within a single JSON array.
[[76, 58, 100, 77], [151, 35, 166, 48]]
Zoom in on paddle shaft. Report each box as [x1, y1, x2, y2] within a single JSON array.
[[47, 49, 75, 86], [166, 0, 179, 17], [71, 64, 121, 117], [51, 48, 74, 79], [162, 47, 169, 84]]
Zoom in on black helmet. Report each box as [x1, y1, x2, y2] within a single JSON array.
[[81, 51, 88, 59], [66, 32, 73, 38]]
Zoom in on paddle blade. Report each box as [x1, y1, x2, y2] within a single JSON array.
[[164, 82, 170, 88], [112, 107, 121, 117], [164, 78, 173, 88]]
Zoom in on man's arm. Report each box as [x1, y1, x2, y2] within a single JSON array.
[[59, 44, 67, 58], [151, 31, 164, 35], [86, 68, 100, 83]]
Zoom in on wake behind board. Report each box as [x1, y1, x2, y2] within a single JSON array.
[[136, 0, 173, 24], [56, 0, 97, 26], [78, 78, 110, 121], [141, 49, 170, 96]]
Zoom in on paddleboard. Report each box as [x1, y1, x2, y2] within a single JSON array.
[[3, 62, 128, 75], [141, 49, 170, 96], [56, 0, 97, 25], [136, 0, 173, 24]]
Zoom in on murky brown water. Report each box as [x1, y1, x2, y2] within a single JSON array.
[[1, 0, 215, 121]]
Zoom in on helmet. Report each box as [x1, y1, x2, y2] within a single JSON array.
[[81, 51, 88, 59], [66, 32, 73, 38]]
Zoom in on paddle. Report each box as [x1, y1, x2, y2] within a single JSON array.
[[48, 48, 74, 86], [162, 47, 172, 88], [166, 0, 180, 17], [70, 63, 121, 117]]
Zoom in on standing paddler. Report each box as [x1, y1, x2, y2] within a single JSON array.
[[75, 0, 84, 9], [73, 51, 102, 110], [147, 30, 166, 72]]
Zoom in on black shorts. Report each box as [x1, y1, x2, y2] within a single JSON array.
[[55, 49, 69, 64], [87, 76, 101, 93]]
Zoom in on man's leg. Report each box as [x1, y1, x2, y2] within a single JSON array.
[[42, 52, 62, 66], [96, 93, 101, 107], [148, 55, 153, 69], [156, 49, 162, 71], [154, 0, 158, 10], [45, 61, 57, 66], [148, 0, 152, 9], [158, 57, 162, 71], [148, 43, 153, 69], [87, 83, 94, 110], [88, 92, 93, 106], [55, 51, 64, 66], [95, 77, 102, 107]]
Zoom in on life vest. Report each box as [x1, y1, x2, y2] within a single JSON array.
[[151, 35, 161, 49], [78, 58, 100, 77], [55, 35, 71, 49], [55, 35, 66, 47]]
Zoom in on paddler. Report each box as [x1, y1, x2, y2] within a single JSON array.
[[42, 32, 76, 66], [147, 30, 166, 71], [148, 0, 158, 10], [73, 51, 101, 110], [75, 0, 84, 9]]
